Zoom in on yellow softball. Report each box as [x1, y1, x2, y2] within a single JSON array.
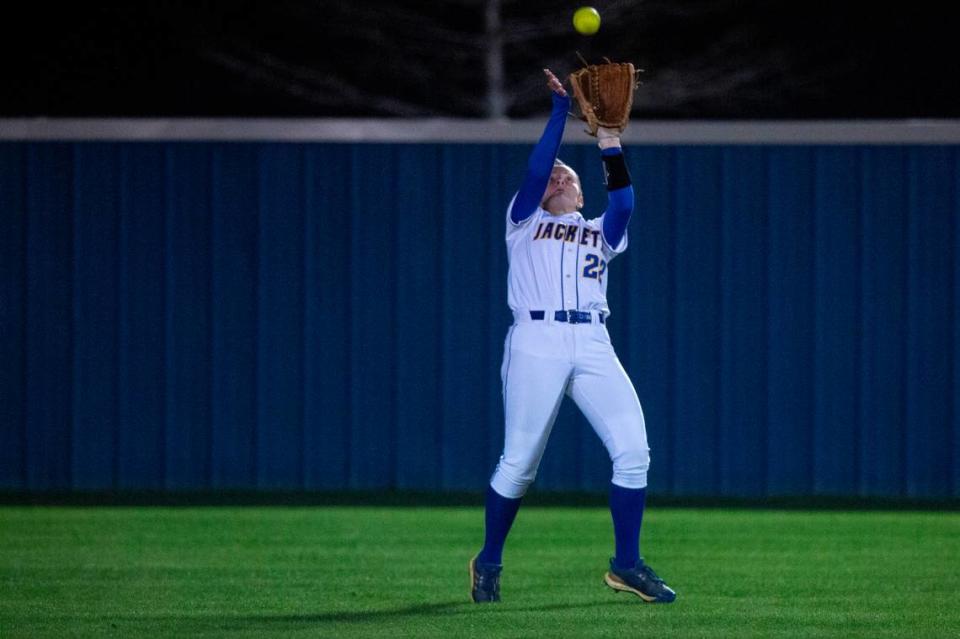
[[573, 6, 601, 36]]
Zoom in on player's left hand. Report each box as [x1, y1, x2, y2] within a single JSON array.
[[543, 68, 568, 98]]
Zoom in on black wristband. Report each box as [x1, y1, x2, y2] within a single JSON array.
[[601, 152, 631, 191]]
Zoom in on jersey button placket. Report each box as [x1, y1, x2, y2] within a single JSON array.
[[563, 227, 578, 309]]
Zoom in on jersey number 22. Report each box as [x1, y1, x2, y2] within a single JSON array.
[[582, 254, 607, 283]]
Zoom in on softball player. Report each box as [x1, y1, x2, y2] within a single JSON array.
[[469, 69, 676, 604]]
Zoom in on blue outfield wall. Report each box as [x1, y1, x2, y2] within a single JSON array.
[[0, 141, 957, 497]]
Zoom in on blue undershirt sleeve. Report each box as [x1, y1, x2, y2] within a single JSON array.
[[600, 147, 634, 249], [509, 93, 570, 224]]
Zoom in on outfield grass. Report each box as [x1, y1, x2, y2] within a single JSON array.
[[1, 505, 958, 638]]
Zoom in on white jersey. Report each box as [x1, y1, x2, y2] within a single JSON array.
[[505, 196, 628, 316], [491, 194, 648, 501]]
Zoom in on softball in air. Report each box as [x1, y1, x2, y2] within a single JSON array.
[[573, 6, 601, 35]]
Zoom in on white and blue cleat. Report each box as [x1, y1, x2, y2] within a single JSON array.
[[604, 557, 677, 603], [469, 556, 503, 603]]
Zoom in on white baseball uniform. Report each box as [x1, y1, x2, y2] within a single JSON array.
[[489, 198, 650, 499]]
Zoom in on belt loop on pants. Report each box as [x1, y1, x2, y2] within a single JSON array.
[[527, 310, 605, 324]]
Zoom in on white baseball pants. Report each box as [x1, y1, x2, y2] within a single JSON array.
[[490, 314, 650, 499]]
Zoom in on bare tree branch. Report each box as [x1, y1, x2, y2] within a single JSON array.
[[200, 48, 444, 116]]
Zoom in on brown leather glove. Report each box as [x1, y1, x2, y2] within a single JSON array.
[[568, 61, 640, 136]]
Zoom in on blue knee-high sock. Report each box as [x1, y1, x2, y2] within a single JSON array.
[[476, 484, 523, 565], [610, 483, 646, 570]]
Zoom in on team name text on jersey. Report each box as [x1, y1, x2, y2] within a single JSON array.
[[532, 222, 601, 247]]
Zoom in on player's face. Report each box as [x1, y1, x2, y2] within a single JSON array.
[[542, 167, 584, 214]]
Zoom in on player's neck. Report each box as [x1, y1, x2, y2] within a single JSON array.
[[545, 205, 579, 216]]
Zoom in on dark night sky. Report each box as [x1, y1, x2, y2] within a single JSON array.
[[2, 0, 958, 119]]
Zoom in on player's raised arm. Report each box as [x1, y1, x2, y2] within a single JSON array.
[[565, 60, 638, 248], [508, 69, 570, 224], [598, 126, 634, 249]]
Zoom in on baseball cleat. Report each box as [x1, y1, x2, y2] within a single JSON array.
[[604, 557, 677, 603], [469, 556, 502, 603]]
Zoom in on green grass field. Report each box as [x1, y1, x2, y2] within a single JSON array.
[[1, 505, 958, 638]]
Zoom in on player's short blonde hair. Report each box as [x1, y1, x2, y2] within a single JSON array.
[[552, 159, 581, 186]]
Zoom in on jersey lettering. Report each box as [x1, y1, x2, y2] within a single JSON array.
[[535, 222, 554, 240], [532, 222, 601, 247]]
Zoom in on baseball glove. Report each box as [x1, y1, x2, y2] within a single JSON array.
[[568, 59, 640, 136]]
